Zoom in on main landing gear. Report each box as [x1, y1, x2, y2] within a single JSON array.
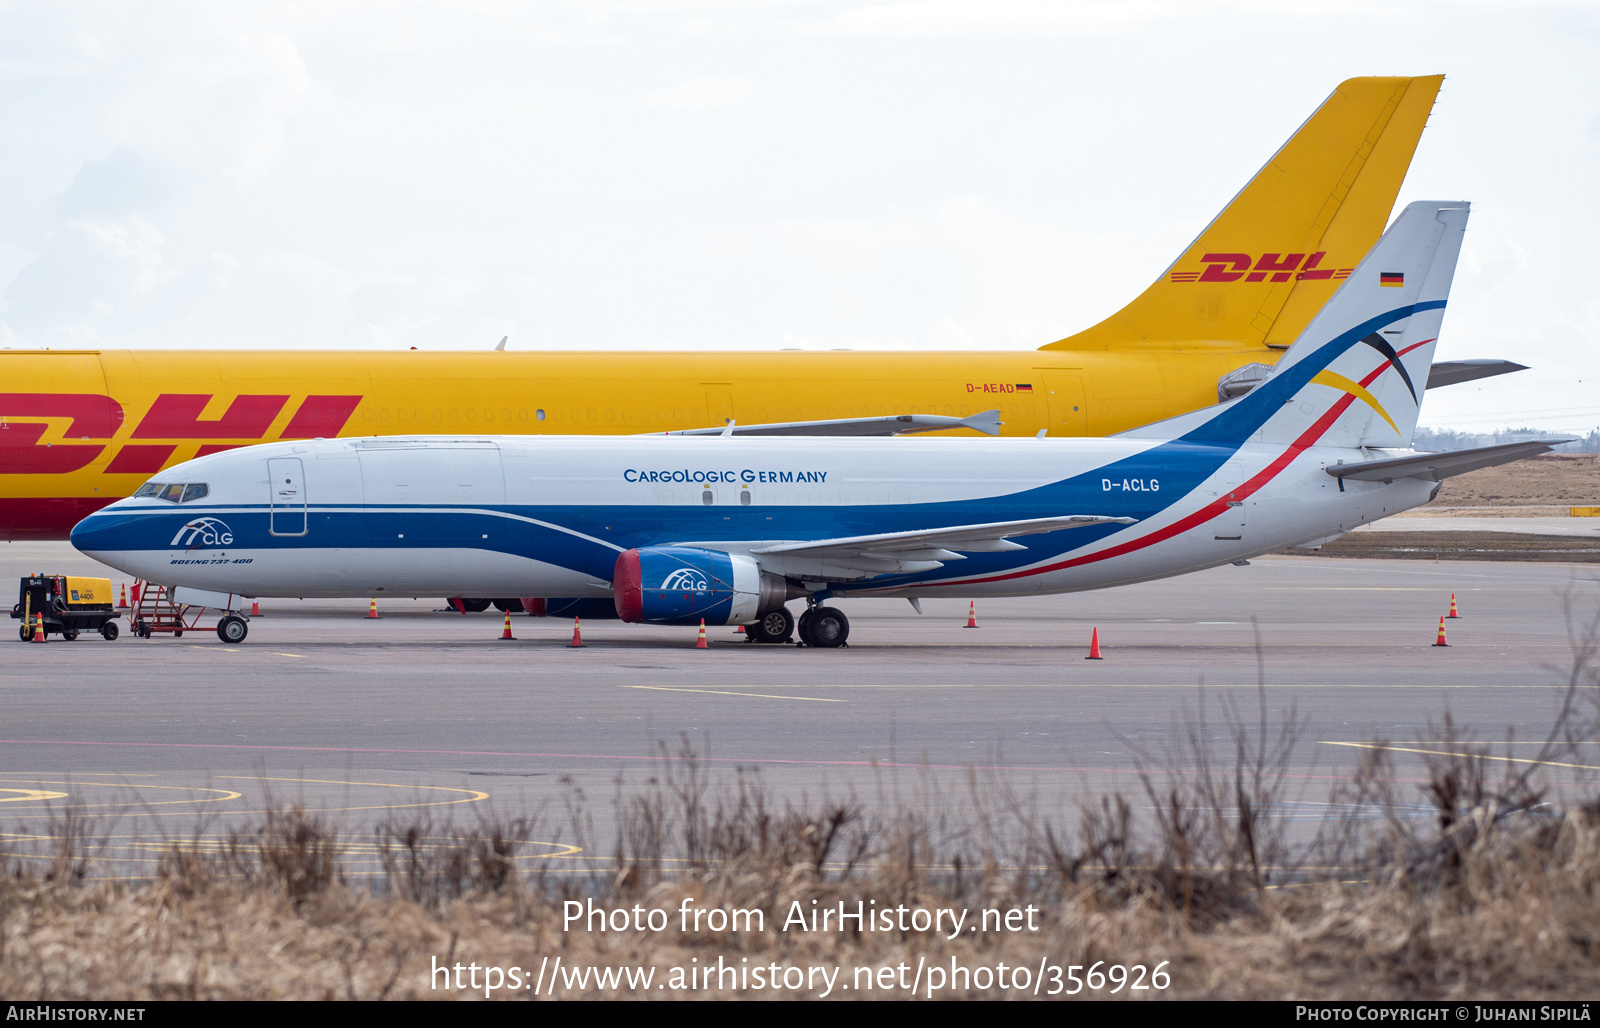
[[796, 605, 849, 649], [745, 606, 795, 644], [740, 602, 849, 647]]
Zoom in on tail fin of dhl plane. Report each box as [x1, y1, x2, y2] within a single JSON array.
[[1123, 200, 1467, 450], [1041, 75, 1443, 353]]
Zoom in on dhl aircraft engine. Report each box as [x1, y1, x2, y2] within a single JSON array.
[[612, 547, 800, 626]]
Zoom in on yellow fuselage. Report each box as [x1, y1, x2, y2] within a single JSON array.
[[0, 345, 1269, 537]]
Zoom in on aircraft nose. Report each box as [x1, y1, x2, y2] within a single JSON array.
[[70, 511, 129, 570]]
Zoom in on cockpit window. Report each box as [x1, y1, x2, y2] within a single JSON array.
[[158, 483, 186, 503], [181, 483, 208, 503], [134, 482, 163, 498]]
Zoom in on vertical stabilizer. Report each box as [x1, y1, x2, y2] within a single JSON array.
[[1119, 201, 1468, 449], [1042, 75, 1443, 352]]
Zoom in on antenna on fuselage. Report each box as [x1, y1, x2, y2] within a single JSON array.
[[494, 336, 508, 351]]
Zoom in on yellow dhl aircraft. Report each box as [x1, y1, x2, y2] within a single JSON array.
[[4, 75, 1477, 540]]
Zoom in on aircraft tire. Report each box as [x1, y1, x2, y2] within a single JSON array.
[[217, 616, 248, 644], [492, 599, 525, 613], [461, 598, 492, 613], [795, 608, 815, 647], [807, 607, 849, 648], [752, 607, 795, 644]]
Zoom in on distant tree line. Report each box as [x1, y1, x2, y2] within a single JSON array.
[[1413, 426, 1600, 454]]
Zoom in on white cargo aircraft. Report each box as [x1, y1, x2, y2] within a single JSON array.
[[71, 201, 1562, 646]]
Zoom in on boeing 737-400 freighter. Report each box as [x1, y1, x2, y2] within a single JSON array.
[[71, 200, 1563, 647], [8, 76, 1526, 544]]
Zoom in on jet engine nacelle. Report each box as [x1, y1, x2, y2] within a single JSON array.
[[613, 546, 794, 626]]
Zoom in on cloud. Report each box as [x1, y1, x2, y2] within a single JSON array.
[[643, 76, 755, 110]]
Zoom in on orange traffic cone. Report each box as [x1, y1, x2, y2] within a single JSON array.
[[964, 601, 979, 628], [250, 599, 261, 617], [1447, 593, 1460, 619], [499, 611, 516, 641], [117, 583, 129, 609], [1086, 627, 1103, 660], [366, 598, 380, 619], [1433, 616, 1449, 647], [734, 624, 745, 634], [32, 611, 46, 643], [568, 617, 585, 648], [696, 619, 708, 648]]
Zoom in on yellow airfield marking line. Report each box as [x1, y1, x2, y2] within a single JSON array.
[[0, 789, 68, 803], [0, 781, 243, 808], [688, 682, 1568, 690], [272, 652, 305, 658], [206, 775, 491, 813], [623, 685, 845, 703], [1321, 741, 1600, 773]]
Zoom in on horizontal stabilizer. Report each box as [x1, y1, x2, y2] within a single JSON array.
[[1325, 439, 1573, 483], [661, 409, 1001, 438], [1425, 359, 1529, 390]]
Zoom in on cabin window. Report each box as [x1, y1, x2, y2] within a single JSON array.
[[518, 409, 528, 422], [465, 409, 476, 422], [449, 409, 459, 422], [397, 409, 407, 422], [134, 482, 163, 498], [433, 409, 442, 421], [484, 409, 494, 422], [535, 409, 545, 421], [181, 483, 209, 503], [740, 490, 751, 506], [502, 408, 512, 422], [701, 489, 713, 505]]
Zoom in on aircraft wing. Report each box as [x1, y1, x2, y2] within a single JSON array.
[[655, 410, 1001, 438], [1325, 440, 1573, 483], [743, 515, 1134, 578]]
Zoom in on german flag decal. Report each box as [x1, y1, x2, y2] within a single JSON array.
[[1015, 384, 1033, 393], [1380, 272, 1404, 287]]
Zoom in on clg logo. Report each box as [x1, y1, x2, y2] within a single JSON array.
[[170, 517, 234, 548], [1170, 252, 1353, 284], [660, 568, 710, 593]]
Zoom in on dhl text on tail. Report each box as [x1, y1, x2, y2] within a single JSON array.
[[4, 76, 1450, 540]]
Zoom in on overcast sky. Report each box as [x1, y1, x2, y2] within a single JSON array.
[[1, 1, 1596, 434]]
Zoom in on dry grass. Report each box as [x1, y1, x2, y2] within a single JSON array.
[[4, 615, 1599, 1000], [1430, 454, 1599, 508]]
